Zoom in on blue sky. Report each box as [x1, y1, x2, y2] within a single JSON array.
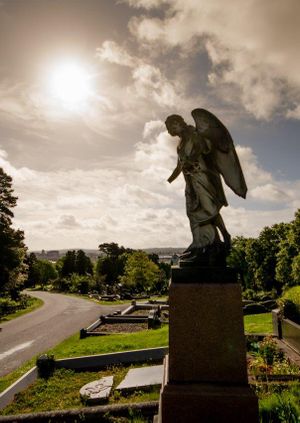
[[0, 0, 299, 250]]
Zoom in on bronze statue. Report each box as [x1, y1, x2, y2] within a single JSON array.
[[166, 109, 247, 266]]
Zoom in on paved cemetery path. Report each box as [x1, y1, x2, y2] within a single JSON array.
[[0, 291, 127, 377]]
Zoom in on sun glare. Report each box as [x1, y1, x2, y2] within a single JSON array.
[[49, 62, 91, 110]]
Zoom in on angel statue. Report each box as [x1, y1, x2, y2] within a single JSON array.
[[165, 108, 247, 266]]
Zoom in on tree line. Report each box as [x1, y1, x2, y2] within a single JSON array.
[[227, 209, 300, 298], [0, 166, 299, 302], [24, 243, 170, 297]]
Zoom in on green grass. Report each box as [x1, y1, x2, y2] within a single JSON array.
[[0, 313, 271, 395], [0, 366, 160, 416], [0, 358, 36, 394], [48, 325, 168, 359], [244, 312, 273, 334], [0, 326, 168, 394], [0, 297, 44, 324]]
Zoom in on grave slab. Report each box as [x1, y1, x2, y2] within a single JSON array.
[[116, 365, 163, 392], [80, 376, 113, 404]]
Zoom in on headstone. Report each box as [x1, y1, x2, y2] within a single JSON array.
[[116, 365, 163, 392], [80, 376, 113, 404], [157, 267, 259, 423]]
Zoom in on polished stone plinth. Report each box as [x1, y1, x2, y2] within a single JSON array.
[[157, 266, 259, 423]]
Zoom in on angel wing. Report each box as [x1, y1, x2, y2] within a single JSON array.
[[191, 108, 247, 198]]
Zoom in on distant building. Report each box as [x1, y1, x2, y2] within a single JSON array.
[[35, 250, 60, 261], [159, 253, 179, 265]]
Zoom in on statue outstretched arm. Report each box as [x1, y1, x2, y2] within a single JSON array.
[[167, 160, 182, 184]]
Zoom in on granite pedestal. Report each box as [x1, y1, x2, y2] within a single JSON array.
[[157, 266, 258, 423]]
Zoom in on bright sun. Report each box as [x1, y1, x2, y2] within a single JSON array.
[[49, 62, 91, 110]]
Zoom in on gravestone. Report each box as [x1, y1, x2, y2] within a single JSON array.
[[157, 267, 259, 422], [80, 376, 113, 404], [116, 365, 163, 392]]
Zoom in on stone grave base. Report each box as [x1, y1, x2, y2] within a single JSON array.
[[155, 267, 259, 422], [157, 356, 258, 423]]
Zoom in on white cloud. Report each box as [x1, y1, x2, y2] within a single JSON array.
[[95, 41, 136, 67], [143, 120, 165, 138], [122, 0, 167, 9], [286, 105, 300, 119], [127, 0, 300, 120], [236, 146, 272, 190], [1, 118, 299, 250], [251, 183, 290, 203]]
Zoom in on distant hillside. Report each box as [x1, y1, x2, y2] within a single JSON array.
[[32, 247, 185, 260]]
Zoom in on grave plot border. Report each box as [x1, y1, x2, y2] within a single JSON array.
[[80, 301, 169, 338], [0, 347, 168, 411]]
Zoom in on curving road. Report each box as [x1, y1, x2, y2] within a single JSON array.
[[0, 291, 127, 377]]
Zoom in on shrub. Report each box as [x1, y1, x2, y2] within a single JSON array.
[[259, 391, 300, 423], [260, 300, 277, 311], [258, 336, 281, 366], [243, 289, 277, 302], [243, 303, 268, 315], [0, 298, 20, 316], [69, 274, 94, 294], [36, 354, 55, 379], [0, 294, 33, 317], [52, 277, 71, 292], [279, 286, 300, 324]]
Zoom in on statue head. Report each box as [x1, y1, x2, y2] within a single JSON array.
[[165, 114, 186, 136]]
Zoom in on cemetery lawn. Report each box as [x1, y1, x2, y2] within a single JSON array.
[[0, 366, 160, 416], [0, 326, 168, 394], [0, 297, 43, 323], [244, 312, 273, 334], [0, 314, 272, 394]]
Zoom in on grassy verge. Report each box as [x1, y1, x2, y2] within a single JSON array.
[[0, 359, 36, 394], [244, 312, 273, 334], [0, 297, 44, 324]]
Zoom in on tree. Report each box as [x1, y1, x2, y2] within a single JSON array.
[[227, 236, 253, 290], [24, 252, 39, 288], [59, 250, 76, 277], [0, 168, 27, 298], [98, 242, 126, 258], [96, 243, 134, 287], [119, 251, 160, 293], [276, 210, 300, 288], [34, 259, 57, 289], [76, 250, 93, 275], [291, 254, 300, 285], [245, 223, 289, 293]]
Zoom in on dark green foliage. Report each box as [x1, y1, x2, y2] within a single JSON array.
[[60, 250, 77, 277], [246, 223, 289, 293], [52, 277, 71, 292], [279, 286, 300, 324], [119, 251, 161, 293], [243, 303, 268, 315], [281, 300, 300, 325], [227, 236, 253, 289], [34, 259, 57, 288], [36, 354, 55, 379], [0, 168, 27, 298], [24, 252, 38, 288], [0, 298, 20, 316], [76, 249, 93, 275], [276, 211, 300, 287], [259, 391, 300, 422], [96, 243, 133, 287], [228, 209, 300, 296], [99, 242, 131, 259]]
